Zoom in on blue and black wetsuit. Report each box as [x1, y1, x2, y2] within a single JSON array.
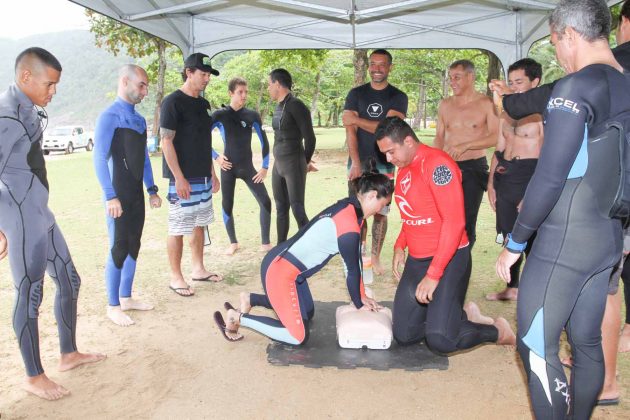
[[240, 197, 366, 345], [505, 65, 630, 419], [211, 106, 271, 245], [271, 93, 316, 243], [0, 84, 80, 377], [94, 98, 156, 307]]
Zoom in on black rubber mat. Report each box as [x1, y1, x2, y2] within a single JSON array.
[[266, 301, 448, 371]]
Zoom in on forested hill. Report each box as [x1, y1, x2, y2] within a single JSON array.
[[0, 30, 137, 129]]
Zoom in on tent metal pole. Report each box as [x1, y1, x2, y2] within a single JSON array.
[[358, 0, 443, 17], [350, 0, 356, 48], [264, 0, 346, 15], [508, 0, 555, 10], [194, 16, 351, 48], [516, 10, 523, 60], [190, 15, 195, 55], [125, 0, 222, 21]]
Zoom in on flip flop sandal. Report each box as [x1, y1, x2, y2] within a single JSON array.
[[224, 301, 237, 312], [169, 285, 194, 297], [192, 273, 223, 282], [596, 398, 620, 406], [213, 311, 243, 342]]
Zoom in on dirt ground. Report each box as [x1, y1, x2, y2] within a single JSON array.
[[0, 149, 629, 419]]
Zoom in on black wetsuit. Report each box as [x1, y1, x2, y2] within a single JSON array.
[[94, 98, 156, 307], [457, 157, 488, 248], [212, 106, 271, 245], [494, 150, 537, 288], [271, 93, 316, 243], [503, 40, 630, 318], [505, 65, 630, 419]]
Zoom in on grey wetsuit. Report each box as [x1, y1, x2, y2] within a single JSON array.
[[0, 84, 80, 377]]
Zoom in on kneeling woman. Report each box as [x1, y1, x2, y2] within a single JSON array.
[[214, 173, 393, 344]]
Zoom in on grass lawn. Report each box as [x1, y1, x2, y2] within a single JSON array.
[[1, 127, 629, 414]]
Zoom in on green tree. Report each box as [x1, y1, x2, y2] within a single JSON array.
[[86, 10, 173, 136]]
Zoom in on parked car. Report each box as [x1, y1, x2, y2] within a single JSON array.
[[42, 126, 93, 155]]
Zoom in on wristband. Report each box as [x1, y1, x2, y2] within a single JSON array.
[[505, 233, 526, 254]]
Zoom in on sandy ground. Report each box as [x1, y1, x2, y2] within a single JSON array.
[[2, 249, 628, 419], [0, 150, 629, 419]]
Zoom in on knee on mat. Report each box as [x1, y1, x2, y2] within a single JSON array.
[[393, 327, 422, 347], [425, 333, 457, 355]]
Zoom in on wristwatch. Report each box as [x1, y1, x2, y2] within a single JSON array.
[[147, 185, 159, 195]]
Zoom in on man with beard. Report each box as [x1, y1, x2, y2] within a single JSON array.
[[342, 49, 408, 275]]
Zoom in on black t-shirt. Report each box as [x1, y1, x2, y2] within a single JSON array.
[[160, 89, 213, 179], [344, 83, 408, 169]]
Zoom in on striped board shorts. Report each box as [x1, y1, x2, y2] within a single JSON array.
[[167, 177, 215, 236]]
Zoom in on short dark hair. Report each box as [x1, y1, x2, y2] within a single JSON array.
[[508, 58, 542, 82], [228, 77, 247, 92], [269, 68, 292, 90], [621, 0, 630, 23], [375, 116, 419, 144], [15, 47, 62, 73], [350, 172, 394, 199], [370, 49, 393, 64], [449, 59, 475, 74]]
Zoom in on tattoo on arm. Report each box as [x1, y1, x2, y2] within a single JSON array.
[[160, 128, 176, 141], [371, 216, 388, 257]]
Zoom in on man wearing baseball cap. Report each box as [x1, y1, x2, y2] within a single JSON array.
[[160, 52, 222, 297]]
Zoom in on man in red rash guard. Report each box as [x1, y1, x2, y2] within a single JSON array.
[[376, 117, 515, 354]]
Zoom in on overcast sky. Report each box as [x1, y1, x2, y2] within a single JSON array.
[[0, 0, 89, 39]]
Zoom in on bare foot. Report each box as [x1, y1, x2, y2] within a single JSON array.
[[260, 243, 273, 252], [239, 291, 252, 313], [494, 317, 516, 346], [371, 256, 385, 275], [107, 306, 134, 326], [120, 297, 154, 311], [598, 388, 620, 403], [226, 309, 243, 340], [463, 302, 494, 325], [619, 324, 630, 353], [170, 278, 194, 296], [58, 351, 106, 372], [23, 374, 70, 400], [225, 243, 240, 256], [486, 287, 518, 301]]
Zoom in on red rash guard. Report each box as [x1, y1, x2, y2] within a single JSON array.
[[394, 144, 469, 280]]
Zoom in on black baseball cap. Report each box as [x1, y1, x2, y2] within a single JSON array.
[[184, 53, 219, 76]]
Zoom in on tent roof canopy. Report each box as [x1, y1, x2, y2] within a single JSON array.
[[70, 0, 620, 69]]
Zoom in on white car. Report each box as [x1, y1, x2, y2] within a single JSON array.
[[42, 126, 93, 155]]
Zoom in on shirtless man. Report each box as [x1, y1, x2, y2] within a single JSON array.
[[434, 60, 499, 247], [486, 59, 543, 301]]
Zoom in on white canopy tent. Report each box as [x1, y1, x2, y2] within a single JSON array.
[[69, 0, 621, 70]]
